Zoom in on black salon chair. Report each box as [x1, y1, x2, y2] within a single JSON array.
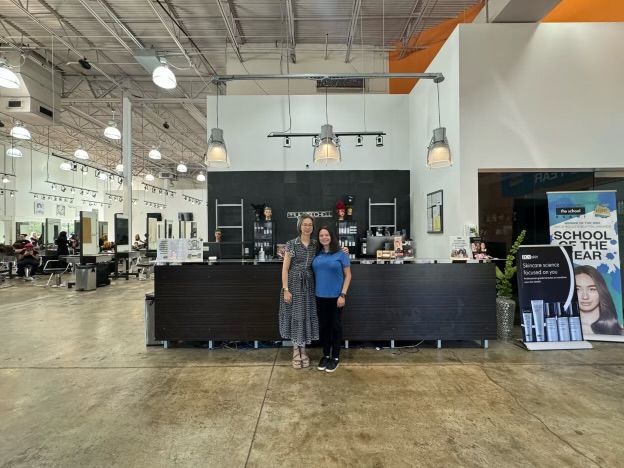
[[43, 259, 69, 288]]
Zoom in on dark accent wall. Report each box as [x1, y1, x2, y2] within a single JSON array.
[[207, 170, 410, 244]]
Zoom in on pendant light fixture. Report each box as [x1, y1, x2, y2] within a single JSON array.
[[59, 161, 72, 171], [104, 111, 121, 140], [145, 173, 155, 182], [0, 59, 20, 89], [206, 84, 229, 166], [74, 146, 89, 160], [10, 121, 31, 140], [313, 86, 341, 164], [148, 147, 161, 160], [97, 171, 108, 180], [196, 171, 206, 182], [6, 147, 22, 158], [152, 57, 176, 90], [176, 161, 188, 173], [115, 163, 124, 172], [426, 81, 452, 168]]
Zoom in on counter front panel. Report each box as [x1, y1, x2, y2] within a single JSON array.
[[154, 263, 497, 342]]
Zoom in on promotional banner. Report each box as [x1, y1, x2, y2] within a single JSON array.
[[517, 245, 587, 347], [547, 191, 623, 341]]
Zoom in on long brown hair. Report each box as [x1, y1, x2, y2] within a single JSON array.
[[575, 265, 622, 335], [316, 226, 340, 254]]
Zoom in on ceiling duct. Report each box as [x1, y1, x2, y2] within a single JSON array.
[[158, 171, 178, 180], [316, 78, 365, 92], [134, 49, 162, 74], [0, 53, 61, 125]]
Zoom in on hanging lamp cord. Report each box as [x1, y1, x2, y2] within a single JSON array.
[[436, 81, 441, 128]]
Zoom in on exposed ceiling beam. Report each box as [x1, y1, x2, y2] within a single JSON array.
[[216, 0, 244, 63], [8, 0, 123, 88], [345, 0, 362, 63], [95, 0, 145, 49], [76, 0, 134, 55], [398, 0, 434, 59], [285, 0, 296, 63]]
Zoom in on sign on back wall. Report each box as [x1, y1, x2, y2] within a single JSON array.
[[547, 190, 623, 340], [206, 170, 410, 244]]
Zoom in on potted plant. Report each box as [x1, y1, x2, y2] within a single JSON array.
[[495, 230, 526, 341]]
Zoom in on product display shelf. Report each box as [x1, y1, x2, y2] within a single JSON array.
[[253, 221, 275, 257], [337, 220, 358, 259], [522, 340, 593, 351]]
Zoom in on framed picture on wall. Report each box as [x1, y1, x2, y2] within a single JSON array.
[[34, 200, 45, 216], [427, 190, 443, 234], [56, 204, 66, 217]]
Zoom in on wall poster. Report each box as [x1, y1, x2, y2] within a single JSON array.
[[426, 190, 443, 233], [547, 191, 623, 342]]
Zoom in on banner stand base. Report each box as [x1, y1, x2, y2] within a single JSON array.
[[585, 334, 624, 343], [522, 341, 593, 351]]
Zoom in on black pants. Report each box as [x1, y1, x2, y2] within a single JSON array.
[[17, 258, 38, 277], [316, 297, 342, 359]]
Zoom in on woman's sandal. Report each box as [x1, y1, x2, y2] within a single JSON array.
[[300, 350, 310, 368], [292, 346, 303, 369]]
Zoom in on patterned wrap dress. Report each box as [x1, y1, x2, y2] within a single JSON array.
[[278, 237, 320, 346]]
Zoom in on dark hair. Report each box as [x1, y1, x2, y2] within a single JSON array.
[[297, 215, 314, 235], [58, 231, 68, 240], [316, 226, 340, 254], [575, 265, 622, 335]]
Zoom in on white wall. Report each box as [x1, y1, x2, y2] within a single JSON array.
[[409, 29, 461, 259], [225, 45, 388, 95], [409, 22, 624, 258], [206, 94, 409, 172]]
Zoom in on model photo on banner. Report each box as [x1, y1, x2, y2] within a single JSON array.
[[548, 190, 624, 341]]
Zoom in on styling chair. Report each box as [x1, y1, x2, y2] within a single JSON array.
[[43, 259, 70, 288]]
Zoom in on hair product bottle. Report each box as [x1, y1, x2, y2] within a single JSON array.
[[555, 302, 571, 341], [545, 302, 560, 342]]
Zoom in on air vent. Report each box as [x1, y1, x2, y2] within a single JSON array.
[[8, 100, 23, 108], [316, 78, 364, 90], [39, 105, 53, 118]]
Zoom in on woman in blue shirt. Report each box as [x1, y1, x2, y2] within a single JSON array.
[[312, 226, 352, 373]]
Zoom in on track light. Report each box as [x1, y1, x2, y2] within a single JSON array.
[[74, 147, 89, 160], [375, 135, 384, 147], [0, 59, 20, 89], [283, 137, 291, 148], [60, 161, 72, 171], [206, 128, 228, 166], [52, 184, 56, 191], [176, 161, 188, 173], [356, 135, 363, 147], [148, 147, 161, 160], [81, 166, 89, 174], [6, 147, 22, 158], [313, 124, 341, 164], [10, 121, 31, 140], [2, 176, 9, 184], [152, 57, 176, 90], [145, 173, 155, 182], [196, 171, 206, 182]]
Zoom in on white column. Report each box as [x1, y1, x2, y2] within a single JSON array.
[[122, 94, 132, 240]]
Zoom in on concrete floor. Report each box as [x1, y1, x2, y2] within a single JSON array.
[[0, 277, 623, 467]]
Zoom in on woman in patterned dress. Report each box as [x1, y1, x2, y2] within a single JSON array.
[[279, 215, 319, 368]]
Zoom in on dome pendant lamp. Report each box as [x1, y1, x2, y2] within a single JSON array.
[[426, 81, 452, 168]]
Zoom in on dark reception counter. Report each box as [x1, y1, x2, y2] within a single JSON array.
[[153, 262, 497, 345]]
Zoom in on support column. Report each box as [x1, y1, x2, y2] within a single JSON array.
[[122, 94, 132, 242]]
